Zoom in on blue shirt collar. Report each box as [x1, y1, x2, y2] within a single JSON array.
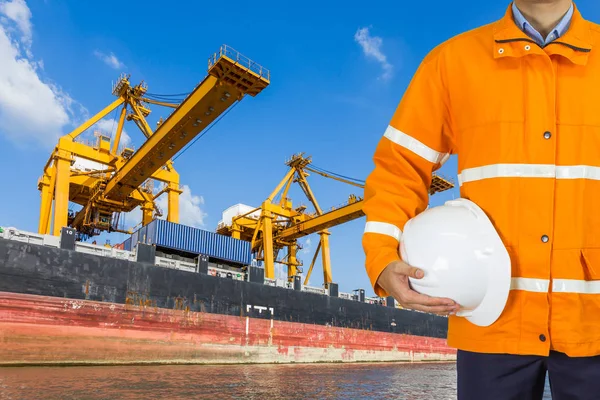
[[512, 2, 574, 46]]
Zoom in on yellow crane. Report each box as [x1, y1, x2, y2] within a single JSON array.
[[37, 45, 270, 238], [216, 153, 455, 287]]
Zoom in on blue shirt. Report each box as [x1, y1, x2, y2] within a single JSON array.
[[512, 2, 574, 46]]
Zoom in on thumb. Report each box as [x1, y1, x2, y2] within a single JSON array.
[[396, 261, 424, 279], [410, 267, 425, 279]]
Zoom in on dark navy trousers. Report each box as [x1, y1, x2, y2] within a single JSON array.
[[457, 350, 600, 399]]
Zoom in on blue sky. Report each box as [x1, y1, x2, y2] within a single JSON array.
[[1, 0, 599, 296]]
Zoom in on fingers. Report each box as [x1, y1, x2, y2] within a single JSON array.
[[397, 300, 460, 316], [380, 260, 462, 316], [402, 290, 455, 307], [392, 294, 461, 316], [404, 303, 460, 316], [392, 285, 461, 316]]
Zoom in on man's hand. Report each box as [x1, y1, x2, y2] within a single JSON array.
[[377, 260, 461, 316]]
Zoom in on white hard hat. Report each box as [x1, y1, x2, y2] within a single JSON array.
[[400, 198, 511, 327]]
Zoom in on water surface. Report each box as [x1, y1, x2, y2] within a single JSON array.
[[0, 362, 552, 399]]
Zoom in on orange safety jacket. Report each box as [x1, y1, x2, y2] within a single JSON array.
[[362, 3, 600, 357]]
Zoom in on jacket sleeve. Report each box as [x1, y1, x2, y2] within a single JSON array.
[[362, 54, 455, 297]]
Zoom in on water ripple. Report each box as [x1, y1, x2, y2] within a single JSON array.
[[0, 362, 551, 399]]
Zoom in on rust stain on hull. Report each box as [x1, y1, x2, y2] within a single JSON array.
[[0, 292, 456, 366]]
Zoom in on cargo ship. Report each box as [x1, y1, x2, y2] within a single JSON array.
[[0, 222, 454, 365], [0, 45, 456, 365]]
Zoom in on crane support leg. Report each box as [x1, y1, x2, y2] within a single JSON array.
[[38, 173, 53, 234], [288, 244, 298, 280], [130, 102, 154, 138], [46, 165, 57, 234], [319, 231, 332, 288], [44, 163, 57, 234], [231, 222, 242, 240], [262, 213, 275, 279], [52, 151, 72, 236], [268, 168, 295, 202], [111, 105, 128, 155], [46, 202, 53, 234], [167, 182, 182, 223], [66, 97, 125, 140], [297, 174, 323, 214], [303, 240, 321, 286], [141, 202, 154, 227]]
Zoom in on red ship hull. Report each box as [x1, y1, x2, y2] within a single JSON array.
[[0, 292, 456, 365]]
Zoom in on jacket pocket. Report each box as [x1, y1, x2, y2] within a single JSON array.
[[580, 248, 600, 279]]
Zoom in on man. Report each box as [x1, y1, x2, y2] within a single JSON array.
[[362, 1, 600, 398]]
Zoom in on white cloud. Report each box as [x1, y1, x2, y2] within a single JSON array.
[[0, 0, 86, 148], [0, 0, 31, 53], [354, 27, 393, 80], [158, 184, 207, 228], [301, 237, 312, 255], [93, 50, 125, 70]]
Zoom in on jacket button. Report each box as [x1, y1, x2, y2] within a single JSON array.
[[543, 131, 552, 139], [541, 235, 549, 243], [539, 334, 546, 342]]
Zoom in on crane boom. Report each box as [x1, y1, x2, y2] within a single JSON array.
[[276, 174, 455, 241], [276, 201, 364, 241], [38, 45, 269, 238], [103, 46, 270, 202]]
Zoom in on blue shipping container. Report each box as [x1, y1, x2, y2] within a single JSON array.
[[129, 219, 252, 265], [131, 230, 139, 249], [122, 237, 132, 251], [138, 224, 149, 244]]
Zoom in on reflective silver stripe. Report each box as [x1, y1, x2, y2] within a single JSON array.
[[383, 125, 448, 164], [438, 152, 451, 167], [510, 277, 550, 292], [509, 278, 600, 294], [458, 164, 600, 186], [553, 279, 600, 294], [364, 221, 403, 242], [556, 166, 600, 180], [458, 164, 555, 186]]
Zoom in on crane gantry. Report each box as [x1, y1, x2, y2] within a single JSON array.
[[37, 45, 270, 238], [216, 153, 455, 288]]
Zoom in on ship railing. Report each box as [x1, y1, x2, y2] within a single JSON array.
[[279, 278, 293, 289], [0, 227, 60, 248], [208, 44, 270, 81], [302, 285, 327, 295], [264, 278, 293, 289], [365, 296, 386, 305], [264, 278, 277, 287], [207, 266, 245, 281], [76, 242, 135, 261], [156, 256, 197, 273], [339, 292, 353, 300]]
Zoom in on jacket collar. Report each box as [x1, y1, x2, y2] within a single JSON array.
[[493, 2, 593, 65]]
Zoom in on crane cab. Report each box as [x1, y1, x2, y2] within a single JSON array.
[[94, 134, 111, 153], [92, 210, 112, 231], [120, 147, 134, 159]]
